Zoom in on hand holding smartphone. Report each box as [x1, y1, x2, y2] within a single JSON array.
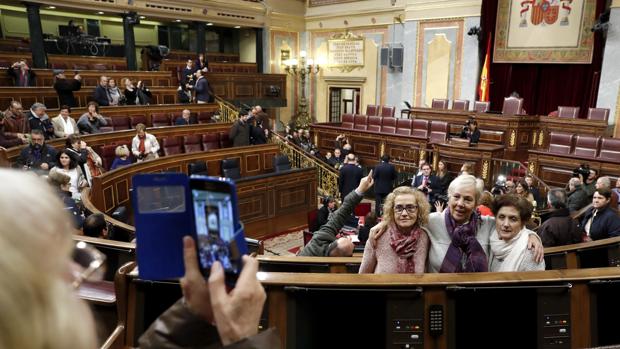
[[132, 173, 247, 284]]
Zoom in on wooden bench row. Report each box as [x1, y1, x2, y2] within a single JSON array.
[[0, 68, 174, 87]]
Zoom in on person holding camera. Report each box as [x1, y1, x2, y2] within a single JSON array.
[[7, 59, 36, 87], [16, 129, 57, 174], [460, 119, 480, 145], [132, 123, 160, 162], [136, 80, 152, 105], [139, 236, 280, 348], [53, 70, 82, 108], [411, 163, 440, 203]]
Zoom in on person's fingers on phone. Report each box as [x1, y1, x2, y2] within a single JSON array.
[[207, 260, 227, 303], [234, 255, 259, 289], [181, 236, 201, 279]]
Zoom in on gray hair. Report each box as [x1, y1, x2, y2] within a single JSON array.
[[448, 174, 481, 203], [597, 176, 611, 189], [31, 102, 46, 111], [547, 188, 567, 209]]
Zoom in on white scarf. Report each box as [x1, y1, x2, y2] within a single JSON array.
[[490, 227, 530, 271]]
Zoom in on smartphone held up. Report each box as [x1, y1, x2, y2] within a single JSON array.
[[131, 173, 247, 284]]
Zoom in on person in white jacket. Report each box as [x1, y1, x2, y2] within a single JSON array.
[[131, 123, 160, 162]]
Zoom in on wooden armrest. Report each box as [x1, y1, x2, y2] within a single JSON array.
[[99, 325, 125, 349], [78, 280, 116, 305]]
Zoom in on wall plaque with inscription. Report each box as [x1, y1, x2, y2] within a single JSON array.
[[327, 32, 364, 72]]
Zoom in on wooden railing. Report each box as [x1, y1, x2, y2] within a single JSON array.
[[270, 132, 340, 198]]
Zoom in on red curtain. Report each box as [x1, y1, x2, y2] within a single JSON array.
[[479, 0, 608, 118]]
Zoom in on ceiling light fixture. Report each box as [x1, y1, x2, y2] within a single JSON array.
[[206, 22, 214, 26], [234, 25, 241, 29]]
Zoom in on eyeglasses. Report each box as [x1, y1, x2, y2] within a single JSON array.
[[394, 204, 418, 214]]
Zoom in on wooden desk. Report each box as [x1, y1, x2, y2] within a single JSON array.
[[311, 123, 429, 168], [432, 141, 505, 186], [528, 150, 620, 188], [87, 145, 315, 239], [409, 107, 538, 161]]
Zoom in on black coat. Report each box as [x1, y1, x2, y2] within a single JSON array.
[[7, 67, 36, 87], [539, 208, 582, 247], [580, 206, 620, 241], [27, 111, 55, 140], [93, 85, 110, 106], [339, 163, 363, 198], [251, 124, 267, 145], [412, 174, 441, 201], [373, 161, 397, 195], [194, 77, 210, 103], [53, 78, 82, 108], [469, 128, 481, 144]]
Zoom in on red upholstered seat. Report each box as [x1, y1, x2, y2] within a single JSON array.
[[474, 101, 490, 113], [202, 133, 220, 151], [100, 144, 118, 170], [183, 135, 203, 153], [366, 104, 379, 117], [431, 98, 449, 109], [129, 115, 147, 128], [341, 113, 354, 129], [452, 99, 470, 111], [99, 117, 114, 133], [429, 121, 448, 143], [170, 112, 183, 124], [197, 111, 213, 124], [396, 119, 412, 136], [412, 119, 429, 138], [502, 97, 524, 115], [547, 132, 574, 155], [367, 116, 382, 132], [110, 116, 130, 130], [354, 115, 368, 131], [381, 117, 396, 134], [162, 137, 183, 156], [573, 135, 600, 158], [151, 113, 171, 127], [587, 108, 610, 122], [219, 132, 232, 148], [380, 106, 395, 118], [558, 106, 580, 119], [599, 138, 620, 162]]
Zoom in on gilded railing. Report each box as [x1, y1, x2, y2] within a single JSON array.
[[215, 96, 239, 123], [271, 133, 340, 198]]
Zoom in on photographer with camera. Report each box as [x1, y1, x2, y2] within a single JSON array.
[[53, 70, 82, 108], [131, 124, 160, 162], [7, 59, 36, 87], [460, 118, 480, 145], [412, 163, 440, 204], [136, 80, 152, 105]]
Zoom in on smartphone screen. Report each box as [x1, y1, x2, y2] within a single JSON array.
[[191, 180, 242, 276]]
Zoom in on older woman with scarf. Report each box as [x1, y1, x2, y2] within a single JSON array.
[[489, 195, 545, 271], [370, 175, 544, 272], [131, 123, 160, 162], [359, 186, 430, 274]]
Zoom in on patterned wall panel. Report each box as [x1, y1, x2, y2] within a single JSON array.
[[415, 19, 464, 108]]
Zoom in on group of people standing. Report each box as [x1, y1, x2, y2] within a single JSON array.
[[177, 54, 213, 104], [229, 105, 270, 147]]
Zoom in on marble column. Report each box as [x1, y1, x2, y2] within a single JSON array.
[[597, 7, 620, 128], [195, 21, 206, 55], [122, 14, 137, 71], [24, 2, 46, 68]]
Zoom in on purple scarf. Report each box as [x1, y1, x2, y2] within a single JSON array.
[[388, 223, 421, 273], [439, 207, 488, 273]]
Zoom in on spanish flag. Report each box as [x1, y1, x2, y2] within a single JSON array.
[[478, 34, 491, 102]]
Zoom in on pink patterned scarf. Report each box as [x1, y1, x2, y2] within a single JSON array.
[[388, 223, 421, 273]]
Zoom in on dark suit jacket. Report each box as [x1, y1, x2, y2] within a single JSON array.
[[469, 128, 481, 144], [53, 78, 82, 108], [373, 161, 397, 195], [194, 77, 210, 102], [339, 163, 363, 198], [93, 85, 110, 106], [7, 67, 36, 87], [412, 174, 441, 201], [580, 206, 620, 241]]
